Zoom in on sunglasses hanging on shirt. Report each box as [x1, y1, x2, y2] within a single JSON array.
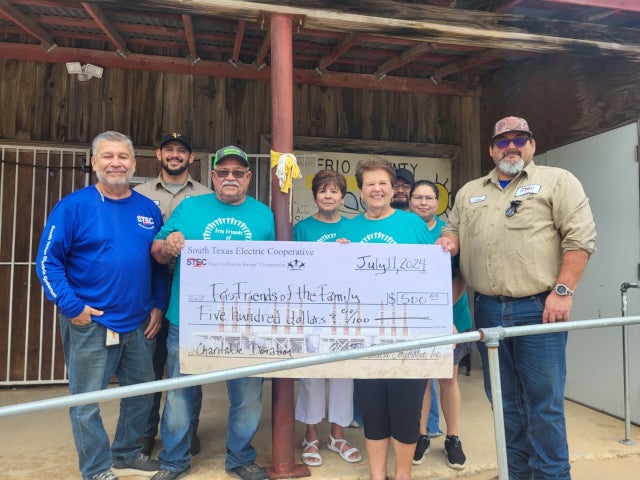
[[505, 200, 522, 217]]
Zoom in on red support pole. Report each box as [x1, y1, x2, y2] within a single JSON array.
[[268, 12, 309, 480]]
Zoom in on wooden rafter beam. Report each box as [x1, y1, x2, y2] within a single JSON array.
[[80, 2, 130, 58], [96, 0, 640, 60], [538, 0, 640, 14], [315, 33, 358, 74], [181, 14, 200, 64], [0, 0, 56, 50], [254, 25, 270, 69], [375, 42, 438, 80], [230, 20, 246, 66], [430, 48, 506, 83], [0, 42, 480, 96]]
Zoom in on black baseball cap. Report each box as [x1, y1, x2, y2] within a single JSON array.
[[395, 168, 415, 187], [159, 132, 192, 152]]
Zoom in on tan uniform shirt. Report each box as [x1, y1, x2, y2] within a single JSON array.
[[442, 161, 596, 298], [134, 174, 212, 278], [134, 174, 212, 222]]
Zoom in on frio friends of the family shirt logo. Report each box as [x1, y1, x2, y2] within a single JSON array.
[[203, 218, 252, 240]]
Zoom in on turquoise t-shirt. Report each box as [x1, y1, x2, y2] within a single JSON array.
[[431, 215, 472, 332], [345, 209, 433, 244], [155, 193, 275, 325], [293, 215, 348, 242]]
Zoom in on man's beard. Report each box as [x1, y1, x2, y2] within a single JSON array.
[[498, 157, 525, 177], [391, 198, 409, 210], [161, 161, 189, 176], [96, 169, 133, 186]]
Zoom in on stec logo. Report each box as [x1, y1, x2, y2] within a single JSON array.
[[186, 257, 207, 267], [137, 215, 155, 230]]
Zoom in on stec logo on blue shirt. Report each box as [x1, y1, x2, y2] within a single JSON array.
[[137, 215, 156, 229]]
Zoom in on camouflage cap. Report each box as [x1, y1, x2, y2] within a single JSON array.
[[492, 116, 532, 140]]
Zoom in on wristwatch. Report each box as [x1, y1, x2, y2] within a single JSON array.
[[554, 284, 575, 296]]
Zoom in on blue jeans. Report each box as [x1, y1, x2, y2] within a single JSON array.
[[158, 324, 199, 472], [475, 293, 570, 480], [145, 318, 202, 439], [226, 376, 264, 470], [352, 388, 363, 425], [59, 314, 155, 479], [427, 379, 442, 434]]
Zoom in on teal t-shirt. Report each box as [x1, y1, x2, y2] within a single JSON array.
[[345, 209, 433, 244], [293, 215, 348, 242], [155, 193, 275, 325], [431, 215, 472, 332]]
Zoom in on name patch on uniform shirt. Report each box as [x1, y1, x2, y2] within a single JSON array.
[[514, 184, 541, 197], [469, 195, 487, 203]]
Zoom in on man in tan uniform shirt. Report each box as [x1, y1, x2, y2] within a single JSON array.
[[134, 132, 211, 457], [439, 117, 596, 480]]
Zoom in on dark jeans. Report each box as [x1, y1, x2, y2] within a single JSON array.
[[144, 318, 202, 439], [475, 292, 571, 480]]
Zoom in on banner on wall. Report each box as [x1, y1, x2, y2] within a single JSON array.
[[291, 150, 452, 223]]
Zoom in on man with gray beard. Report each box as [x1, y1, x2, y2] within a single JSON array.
[[36, 131, 167, 480], [438, 116, 596, 479]]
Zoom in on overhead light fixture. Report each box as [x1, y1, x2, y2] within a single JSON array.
[[65, 62, 103, 81]]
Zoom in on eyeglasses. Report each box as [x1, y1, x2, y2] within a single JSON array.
[[214, 169, 248, 179], [393, 183, 412, 190], [493, 136, 530, 149], [412, 195, 437, 202]]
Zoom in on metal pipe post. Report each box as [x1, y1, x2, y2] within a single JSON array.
[[620, 282, 638, 446], [481, 327, 509, 480], [268, 12, 309, 479]]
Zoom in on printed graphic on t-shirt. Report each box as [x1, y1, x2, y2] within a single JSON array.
[[137, 215, 156, 230], [203, 217, 252, 240], [360, 232, 396, 243], [316, 233, 338, 242]]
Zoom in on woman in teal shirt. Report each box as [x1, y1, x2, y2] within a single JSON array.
[[409, 179, 472, 470], [294, 170, 362, 467], [344, 159, 431, 480]]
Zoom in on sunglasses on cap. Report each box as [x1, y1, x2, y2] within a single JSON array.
[[493, 135, 531, 149]]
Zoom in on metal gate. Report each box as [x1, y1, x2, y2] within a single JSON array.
[[0, 144, 90, 385]]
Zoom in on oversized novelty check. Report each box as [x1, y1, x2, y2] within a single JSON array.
[[179, 240, 453, 378]]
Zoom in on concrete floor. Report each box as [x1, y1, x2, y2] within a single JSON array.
[[1, 372, 640, 479]]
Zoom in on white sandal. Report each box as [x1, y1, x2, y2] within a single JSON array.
[[301, 439, 323, 467], [327, 435, 362, 463]]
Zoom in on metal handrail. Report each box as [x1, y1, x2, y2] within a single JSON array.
[[1, 314, 639, 479]]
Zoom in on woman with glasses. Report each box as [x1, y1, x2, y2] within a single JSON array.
[[408, 180, 472, 470], [294, 169, 362, 467]]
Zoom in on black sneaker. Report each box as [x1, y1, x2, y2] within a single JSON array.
[[228, 462, 269, 480], [112, 452, 160, 475], [412, 434, 431, 465], [444, 435, 466, 469], [151, 467, 191, 480]]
